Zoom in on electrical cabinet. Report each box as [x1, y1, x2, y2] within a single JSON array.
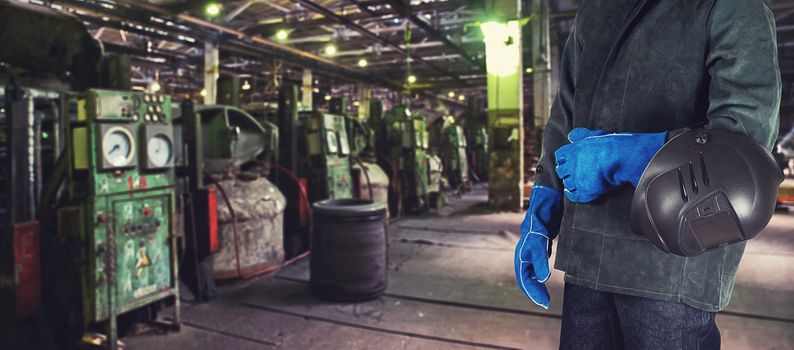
[[303, 112, 352, 201], [58, 89, 179, 348]]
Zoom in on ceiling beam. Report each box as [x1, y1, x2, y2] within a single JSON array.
[[55, 0, 401, 88], [379, 0, 483, 71], [291, 0, 462, 82]]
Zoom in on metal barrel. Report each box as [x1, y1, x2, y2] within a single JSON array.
[[310, 199, 387, 302]]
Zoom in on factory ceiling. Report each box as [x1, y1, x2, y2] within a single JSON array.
[[17, 0, 794, 105]]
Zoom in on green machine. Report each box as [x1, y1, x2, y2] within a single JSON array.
[[471, 127, 489, 180], [301, 111, 353, 201], [58, 89, 179, 349], [441, 123, 470, 191], [375, 106, 429, 214]]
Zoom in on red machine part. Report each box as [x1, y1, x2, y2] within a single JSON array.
[[298, 178, 310, 228], [206, 186, 219, 254], [12, 221, 40, 319]]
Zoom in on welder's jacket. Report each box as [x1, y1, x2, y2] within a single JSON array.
[[536, 0, 781, 311]]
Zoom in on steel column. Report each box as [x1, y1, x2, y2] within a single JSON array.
[[483, 0, 524, 210], [204, 42, 219, 105]]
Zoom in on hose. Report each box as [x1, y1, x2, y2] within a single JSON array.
[[253, 161, 312, 220], [353, 157, 374, 201]]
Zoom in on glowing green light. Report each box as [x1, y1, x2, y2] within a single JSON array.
[[481, 20, 521, 77], [205, 3, 222, 17], [276, 29, 289, 41], [357, 59, 368, 68], [407, 75, 417, 84], [324, 44, 338, 56], [42, 131, 49, 139]]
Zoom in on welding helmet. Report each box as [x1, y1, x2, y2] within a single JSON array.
[[630, 129, 783, 257]]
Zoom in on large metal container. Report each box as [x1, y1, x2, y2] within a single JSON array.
[[352, 161, 390, 216], [310, 199, 387, 302], [212, 174, 286, 280]]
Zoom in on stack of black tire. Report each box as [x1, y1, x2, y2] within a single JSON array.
[[310, 199, 388, 302]]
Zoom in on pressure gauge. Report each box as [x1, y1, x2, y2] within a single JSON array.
[[326, 132, 338, 153], [147, 134, 172, 168], [141, 124, 174, 170], [100, 125, 136, 169], [339, 132, 350, 155]]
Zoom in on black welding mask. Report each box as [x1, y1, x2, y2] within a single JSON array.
[[630, 129, 784, 257]]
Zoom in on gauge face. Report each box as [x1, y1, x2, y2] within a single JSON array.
[[102, 127, 135, 167], [147, 134, 172, 167], [326, 132, 338, 153], [339, 133, 350, 155]]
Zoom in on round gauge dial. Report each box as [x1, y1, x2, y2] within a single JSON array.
[[147, 134, 173, 167], [326, 132, 339, 153], [102, 126, 135, 167]]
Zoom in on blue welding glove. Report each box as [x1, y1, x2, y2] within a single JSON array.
[[554, 128, 668, 203], [514, 185, 563, 309]]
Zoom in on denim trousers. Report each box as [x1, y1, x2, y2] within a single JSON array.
[[560, 283, 720, 350]]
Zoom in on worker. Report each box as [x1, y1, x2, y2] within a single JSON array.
[[514, 0, 780, 349]]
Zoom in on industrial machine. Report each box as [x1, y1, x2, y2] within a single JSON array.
[[241, 87, 357, 259], [195, 105, 285, 282], [300, 111, 354, 201], [462, 99, 488, 181], [0, 85, 60, 329], [441, 123, 470, 191], [56, 89, 180, 349], [373, 106, 430, 215], [470, 127, 489, 181], [345, 113, 390, 214]]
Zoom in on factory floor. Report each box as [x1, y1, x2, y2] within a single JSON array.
[[125, 184, 794, 350]]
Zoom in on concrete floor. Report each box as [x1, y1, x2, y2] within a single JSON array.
[[125, 185, 794, 350]]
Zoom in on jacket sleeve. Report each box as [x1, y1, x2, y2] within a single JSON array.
[[671, 0, 781, 149], [534, 22, 581, 190]]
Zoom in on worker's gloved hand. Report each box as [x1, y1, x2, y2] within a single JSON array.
[[554, 128, 667, 203], [514, 185, 563, 309]]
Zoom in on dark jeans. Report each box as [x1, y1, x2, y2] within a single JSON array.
[[560, 283, 720, 350]]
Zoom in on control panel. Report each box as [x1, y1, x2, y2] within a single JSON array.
[[303, 112, 352, 200], [58, 89, 179, 343]]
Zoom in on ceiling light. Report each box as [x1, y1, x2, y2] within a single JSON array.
[[242, 80, 251, 91], [200, 89, 207, 97], [447, 91, 455, 98], [407, 75, 417, 84], [150, 81, 161, 92], [458, 95, 465, 101], [276, 29, 289, 41], [357, 58, 368, 68], [324, 44, 338, 56], [525, 67, 534, 74], [324, 94, 332, 101], [313, 87, 320, 93], [205, 3, 222, 17]]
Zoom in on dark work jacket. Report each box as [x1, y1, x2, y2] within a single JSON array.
[[535, 0, 781, 311]]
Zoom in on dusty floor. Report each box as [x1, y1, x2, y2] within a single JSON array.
[[124, 185, 794, 350]]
